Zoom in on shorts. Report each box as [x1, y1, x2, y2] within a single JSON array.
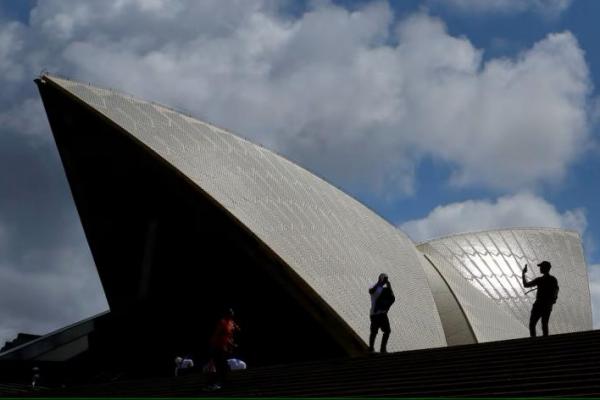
[[370, 313, 391, 334]]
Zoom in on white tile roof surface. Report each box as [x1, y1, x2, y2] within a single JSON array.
[[418, 228, 592, 340], [47, 76, 447, 352]]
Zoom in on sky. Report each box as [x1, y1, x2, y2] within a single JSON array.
[[0, 0, 599, 346]]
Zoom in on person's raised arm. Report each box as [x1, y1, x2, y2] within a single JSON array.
[[386, 280, 393, 294], [369, 279, 383, 294], [522, 264, 535, 288]]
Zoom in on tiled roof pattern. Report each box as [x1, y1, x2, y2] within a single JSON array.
[[420, 247, 528, 343], [46, 76, 447, 352], [418, 228, 592, 338]]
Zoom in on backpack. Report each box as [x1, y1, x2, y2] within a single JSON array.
[[375, 287, 395, 312]]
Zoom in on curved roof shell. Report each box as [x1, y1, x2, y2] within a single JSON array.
[[42, 75, 447, 352], [418, 228, 592, 341]]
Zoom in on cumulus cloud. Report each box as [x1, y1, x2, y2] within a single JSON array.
[[0, 219, 107, 347], [0, 132, 108, 347], [433, 0, 573, 18], [400, 192, 586, 242], [400, 18, 589, 190], [0, 22, 26, 82], [0, 0, 593, 195], [0, 98, 47, 139]]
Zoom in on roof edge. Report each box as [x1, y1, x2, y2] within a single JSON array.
[[0, 310, 109, 359], [38, 73, 403, 239], [414, 226, 581, 247]]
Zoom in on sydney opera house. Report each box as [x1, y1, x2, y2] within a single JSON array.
[[0, 75, 592, 378]]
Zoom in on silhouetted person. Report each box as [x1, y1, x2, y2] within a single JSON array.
[[31, 366, 40, 389], [205, 308, 240, 391], [369, 273, 395, 353], [522, 261, 559, 337]]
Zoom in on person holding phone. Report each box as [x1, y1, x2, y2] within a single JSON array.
[[522, 261, 559, 337]]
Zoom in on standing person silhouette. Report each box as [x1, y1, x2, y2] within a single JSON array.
[[205, 308, 240, 391], [522, 261, 559, 337], [368, 273, 395, 353]]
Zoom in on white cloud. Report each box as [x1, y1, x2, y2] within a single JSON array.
[[400, 192, 586, 242], [0, 221, 108, 347], [400, 23, 590, 190], [433, 0, 573, 18], [0, 21, 26, 82], [0, 98, 47, 138], [0, 1, 592, 196]]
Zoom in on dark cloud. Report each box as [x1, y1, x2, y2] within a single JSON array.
[[0, 125, 108, 345]]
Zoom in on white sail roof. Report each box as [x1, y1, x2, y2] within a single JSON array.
[[45, 75, 447, 352], [418, 228, 593, 340]]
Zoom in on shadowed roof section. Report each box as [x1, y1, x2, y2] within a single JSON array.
[[37, 75, 446, 352]]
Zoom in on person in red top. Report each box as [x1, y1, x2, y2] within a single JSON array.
[[210, 309, 238, 352], [206, 308, 239, 390]]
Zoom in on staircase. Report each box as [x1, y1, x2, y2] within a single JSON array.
[[33, 329, 600, 396]]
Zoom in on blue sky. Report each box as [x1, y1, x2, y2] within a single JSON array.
[[385, 0, 600, 227], [0, 0, 599, 344], [372, 1, 600, 238]]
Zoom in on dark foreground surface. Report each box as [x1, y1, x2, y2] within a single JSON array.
[[6, 329, 600, 397]]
